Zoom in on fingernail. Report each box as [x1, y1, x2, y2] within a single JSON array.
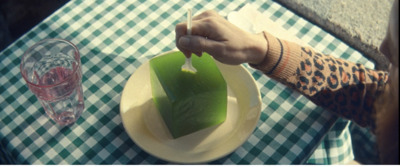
[[179, 37, 190, 48]]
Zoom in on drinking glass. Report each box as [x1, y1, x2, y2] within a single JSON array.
[[20, 39, 84, 126]]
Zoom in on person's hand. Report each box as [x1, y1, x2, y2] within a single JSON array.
[[175, 10, 268, 65]]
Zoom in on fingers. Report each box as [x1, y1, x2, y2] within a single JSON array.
[[175, 19, 215, 57], [175, 10, 265, 65], [175, 10, 222, 57], [175, 22, 191, 57], [178, 35, 224, 57], [176, 18, 216, 40]]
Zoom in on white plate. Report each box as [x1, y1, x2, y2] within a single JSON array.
[[120, 51, 261, 164]]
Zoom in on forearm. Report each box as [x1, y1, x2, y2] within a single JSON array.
[[251, 31, 389, 128]]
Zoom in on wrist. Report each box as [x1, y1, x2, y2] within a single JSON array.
[[247, 32, 268, 65], [250, 31, 302, 78]]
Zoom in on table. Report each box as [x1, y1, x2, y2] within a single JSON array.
[[0, 0, 375, 164]]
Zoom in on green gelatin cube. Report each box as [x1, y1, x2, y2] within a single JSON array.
[[149, 51, 227, 139]]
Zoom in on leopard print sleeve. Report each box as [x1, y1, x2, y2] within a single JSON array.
[[251, 31, 389, 129]]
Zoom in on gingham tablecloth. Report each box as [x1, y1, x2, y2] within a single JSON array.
[[0, 0, 375, 164]]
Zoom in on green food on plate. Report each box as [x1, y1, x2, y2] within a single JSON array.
[[149, 51, 227, 139]]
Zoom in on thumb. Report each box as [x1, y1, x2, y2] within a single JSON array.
[[178, 35, 223, 56]]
